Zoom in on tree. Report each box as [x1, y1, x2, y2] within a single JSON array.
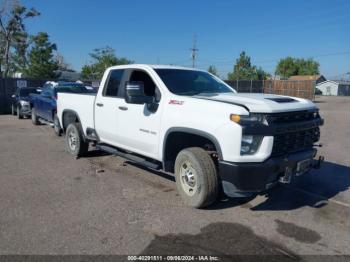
[[227, 51, 269, 80], [10, 31, 29, 73], [24, 32, 59, 79], [0, 0, 39, 76], [275, 57, 319, 78], [207, 65, 218, 76], [296, 58, 319, 76], [256, 67, 271, 80], [81, 46, 133, 80]]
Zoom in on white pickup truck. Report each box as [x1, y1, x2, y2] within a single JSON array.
[[57, 64, 324, 208]]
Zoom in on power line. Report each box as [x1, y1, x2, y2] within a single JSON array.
[[190, 34, 198, 68], [196, 51, 350, 66]]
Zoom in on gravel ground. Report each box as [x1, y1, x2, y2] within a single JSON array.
[[0, 96, 349, 259]]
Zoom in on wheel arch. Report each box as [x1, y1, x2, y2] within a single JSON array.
[[61, 109, 83, 132], [162, 127, 223, 172]]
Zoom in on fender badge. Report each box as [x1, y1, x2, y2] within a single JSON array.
[[169, 100, 184, 105]]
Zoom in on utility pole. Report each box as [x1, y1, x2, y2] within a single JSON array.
[[190, 34, 198, 68]]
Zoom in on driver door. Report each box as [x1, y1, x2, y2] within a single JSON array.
[[114, 69, 163, 159]]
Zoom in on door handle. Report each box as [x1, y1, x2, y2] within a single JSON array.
[[96, 103, 104, 107], [118, 106, 128, 111]]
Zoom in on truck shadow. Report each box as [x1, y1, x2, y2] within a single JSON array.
[[251, 161, 350, 211], [84, 149, 350, 211], [208, 161, 350, 211], [125, 161, 176, 182], [84, 149, 110, 158]]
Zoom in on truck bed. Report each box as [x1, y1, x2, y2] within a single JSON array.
[[57, 93, 96, 135]]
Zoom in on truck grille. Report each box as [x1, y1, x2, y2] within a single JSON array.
[[272, 127, 320, 156], [266, 110, 319, 124], [270, 110, 321, 156]]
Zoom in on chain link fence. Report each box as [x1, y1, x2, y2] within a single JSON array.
[[0, 78, 47, 114]]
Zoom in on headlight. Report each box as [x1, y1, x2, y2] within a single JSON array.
[[230, 113, 267, 124], [241, 135, 263, 155], [20, 100, 29, 106], [240, 113, 266, 123]]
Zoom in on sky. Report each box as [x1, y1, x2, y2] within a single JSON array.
[[21, 0, 350, 79]]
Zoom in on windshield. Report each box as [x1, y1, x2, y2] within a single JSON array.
[[19, 88, 40, 97], [155, 69, 235, 96]]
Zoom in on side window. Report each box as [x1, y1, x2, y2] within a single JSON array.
[[104, 69, 124, 97], [129, 70, 157, 97]]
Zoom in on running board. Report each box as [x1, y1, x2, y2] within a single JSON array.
[[39, 118, 54, 127], [96, 144, 161, 170]]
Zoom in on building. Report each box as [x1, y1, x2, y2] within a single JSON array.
[[316, 80, 350, 96], [289, 75, 326, 84]]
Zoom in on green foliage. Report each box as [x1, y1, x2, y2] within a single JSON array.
[[10, 31, 29, 73], [0, 0, 40, 76], [275, 57, 319, 78], [207, 65, 218, 76], [81, 46, 133, 80], [227, 51, 270, 80], [24, 32, 59, 79]]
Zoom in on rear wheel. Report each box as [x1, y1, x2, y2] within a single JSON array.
[[53, 114, 62, 136], [175, 147, 218, 208], [17, 105, 23, 119], [65, 123, 88, 157], [31, 107, 39, 125]]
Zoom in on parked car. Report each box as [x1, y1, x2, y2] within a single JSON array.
[[57, 64, 324, 208], [11, 87, 41, 119], [30, 82, 95, 136]]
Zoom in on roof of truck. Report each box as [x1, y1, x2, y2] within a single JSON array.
[[107, 64, 205, 71]]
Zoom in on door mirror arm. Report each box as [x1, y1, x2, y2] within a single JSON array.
[[146, 98, 159, 112]]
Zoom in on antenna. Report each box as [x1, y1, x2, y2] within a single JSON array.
[[190, 34, 198, 68]]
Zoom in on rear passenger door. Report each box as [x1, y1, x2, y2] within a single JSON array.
[[94, 69, 125, 145]]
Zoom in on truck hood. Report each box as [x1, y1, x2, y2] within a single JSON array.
[[193, 93, 316, 113]]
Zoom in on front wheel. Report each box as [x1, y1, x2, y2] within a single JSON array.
[[175, 147, 218, 208], [17, 105, 23, 119], [65, 123, 89, 157], [31, 107, 39, 125], [53, 114, 62, 136], [11, 104, 15, 115]]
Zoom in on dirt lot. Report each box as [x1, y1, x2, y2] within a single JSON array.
[[0, 96, 349, 259]]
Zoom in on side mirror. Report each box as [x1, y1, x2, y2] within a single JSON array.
[[125, 81, 154, 104], [11, 95, 15, 98]]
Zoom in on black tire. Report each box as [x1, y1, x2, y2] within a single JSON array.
[[53, 114, 62, 136], [17, 105, 23, 119], [65, 123, 89, 157], [31, 107, 39, 125], [11, 104, 15, 115], [175, 147, 218, 208]]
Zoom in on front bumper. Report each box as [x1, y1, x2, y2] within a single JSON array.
[[219, 149, 323, 197], [20, 107, 31, 116]]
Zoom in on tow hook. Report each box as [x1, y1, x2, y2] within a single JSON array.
[[313, 156, 324, 169]]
